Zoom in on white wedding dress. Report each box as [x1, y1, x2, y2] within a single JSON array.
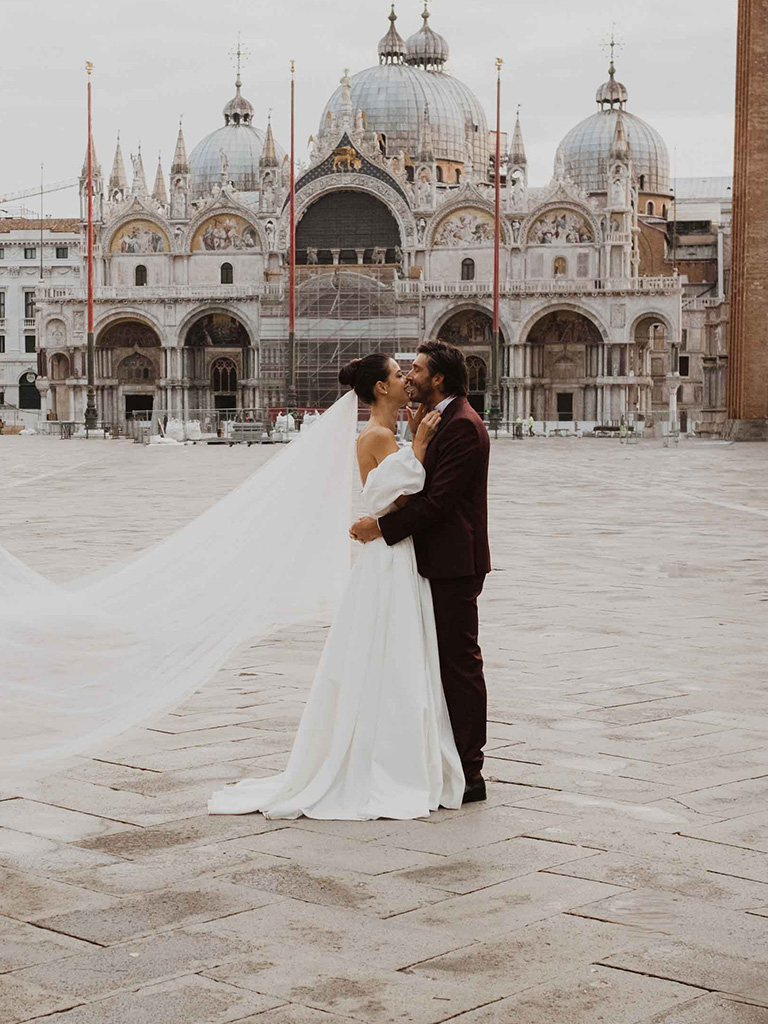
[[208, 447, 465, 820]]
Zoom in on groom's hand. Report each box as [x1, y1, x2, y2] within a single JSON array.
[[349, 516, 382, 543]]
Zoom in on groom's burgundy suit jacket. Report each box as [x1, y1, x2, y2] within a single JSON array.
[[379, 396, 491, 579]]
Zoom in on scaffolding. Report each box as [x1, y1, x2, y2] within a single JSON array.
[[291, 267, 420, 408]]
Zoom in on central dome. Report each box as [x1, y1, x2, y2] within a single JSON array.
[[321, 6, 488, 170], [189, 77, 284, 200]]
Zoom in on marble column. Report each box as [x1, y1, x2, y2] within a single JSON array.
[[727, 0, 768, 438]]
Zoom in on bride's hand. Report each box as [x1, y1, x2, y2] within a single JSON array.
[[412, 411, 441, 463], [406, 403, 427, 437], [415, 410, 441, 445]]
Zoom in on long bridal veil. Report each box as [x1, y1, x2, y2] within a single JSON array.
[[0, 391, 358, 778]]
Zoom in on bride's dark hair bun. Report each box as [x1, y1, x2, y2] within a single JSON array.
[[339, 353, 392, 404], [338, 359, 361, 388]]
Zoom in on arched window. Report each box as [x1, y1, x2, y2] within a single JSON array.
[[221, 262, 233, 284], [455, 168, 462, 184], [211, 357, 237, 393], [135, 264, 147, 287], [639, 174, 646, 191], [461, 258, 475, 281], [117, 353, 157, 382], [18, 372, 41, 410], [662, 204, 668, 218], [553, 256, 568, 277], [647, 201, 655, 215], [466, 356, 487, 392], [406, 165, 415, 183], [435, 166, 444, 183]]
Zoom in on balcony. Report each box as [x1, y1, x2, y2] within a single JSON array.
[[23, 318, 36, 329], [39, 283, 282, 303], [395, 277, 681, 299]]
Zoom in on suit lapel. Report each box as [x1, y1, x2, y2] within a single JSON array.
[[424, 396, 466, 474]]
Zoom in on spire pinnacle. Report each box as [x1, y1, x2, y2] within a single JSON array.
[[418, 104, 435, 163], [108, 132, 127, 191], [153, 153, 168, 204], [511, 107, 527, 166], [171, 118, 189, 174], [610, 108, 631, 161], [260, 114, 279, 169]]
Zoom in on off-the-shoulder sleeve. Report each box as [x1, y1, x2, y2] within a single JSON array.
[[362, 446, 425, 518]]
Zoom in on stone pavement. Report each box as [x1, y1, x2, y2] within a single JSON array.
[[1, 433, 767, 1024]]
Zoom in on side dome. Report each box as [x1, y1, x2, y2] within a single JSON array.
[[320, 63, 467, 163], [189, 76, 285, 200], [556, 64, 670, 194]]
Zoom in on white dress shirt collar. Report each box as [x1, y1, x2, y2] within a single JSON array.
[[433, 395, 456, 415]]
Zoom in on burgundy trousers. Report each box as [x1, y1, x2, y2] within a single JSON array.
[[429, 574, 487, 782]]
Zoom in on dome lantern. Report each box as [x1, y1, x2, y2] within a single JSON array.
[[379, 5, 406, 65], [596, 60, 628, 110], [405, 3, 449, 70], [223, 74, 254, 126]]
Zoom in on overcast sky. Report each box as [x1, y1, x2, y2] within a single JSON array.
[[0, 0, 736, 217]]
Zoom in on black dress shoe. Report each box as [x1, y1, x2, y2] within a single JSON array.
[[462, 777, 487, 804]]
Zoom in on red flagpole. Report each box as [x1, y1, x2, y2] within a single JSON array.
[[84, 61, 97, 432], [490, 57, 503, 436], [287, 59, 298, 411]]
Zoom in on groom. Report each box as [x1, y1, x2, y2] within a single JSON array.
[[350, 341, 491, 804]]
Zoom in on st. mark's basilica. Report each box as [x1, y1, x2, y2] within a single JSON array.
[[31, 4, 727, 433]]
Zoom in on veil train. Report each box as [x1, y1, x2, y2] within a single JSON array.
[[0, 391, 358, 779]]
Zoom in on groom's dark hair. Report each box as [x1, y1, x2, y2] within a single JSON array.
[[418, 341, 468, 397]]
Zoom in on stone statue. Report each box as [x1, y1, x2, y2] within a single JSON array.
[[306, 246, 319, 265], [511, 219, 521, 244], [265, 220, 276, 250], [417, 217, 427, 245], [372, 247, 386, 266], [394, 246, 404, 265]]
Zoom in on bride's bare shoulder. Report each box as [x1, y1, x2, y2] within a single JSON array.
[[357, 425, 398, 473]]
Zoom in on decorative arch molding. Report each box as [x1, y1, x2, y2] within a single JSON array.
[[518, 302, 610, 346], [94, 308, 165, 344], [426, 301, 513, 348], [183, 205, 264, 253], [177, 305, 256, 348], [285, 176, 415, 250], [41, 315, 70, 348], [520, 202, 602, 248], [628, 310, 676, 344], [103, 211, 173, 256]]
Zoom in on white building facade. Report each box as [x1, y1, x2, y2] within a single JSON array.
[[0, 219, 80, 420], [35, 6, 683, 433]]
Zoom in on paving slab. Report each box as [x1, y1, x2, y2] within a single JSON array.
[[600, 942, 768, 1005], [639, 995, 768, 1023], [0, 799, 132, 843], [441, 966, 698, 1023], [205, 951, 488, 1024], [0, 915, 94, 972], [13, 975, 285, 1024]]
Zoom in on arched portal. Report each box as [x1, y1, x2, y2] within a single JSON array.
[[96, 319, 162, 422], [182, 312, 251, 413], [526, 309, 604, 422], [437, 309, 501, 415], [296, 190, 401, 265]]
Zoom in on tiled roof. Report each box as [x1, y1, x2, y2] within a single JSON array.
[[0, 218, 81, 233]]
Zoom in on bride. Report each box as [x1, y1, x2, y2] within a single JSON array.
[[208, 353, 465, 819]]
